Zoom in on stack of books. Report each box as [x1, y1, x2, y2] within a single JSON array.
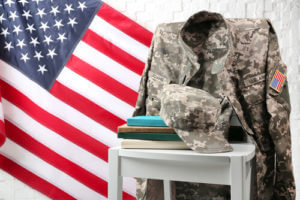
[[118, 116, 189, 149]]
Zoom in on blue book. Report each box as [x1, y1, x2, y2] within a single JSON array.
[[127, 116, 167, 127]]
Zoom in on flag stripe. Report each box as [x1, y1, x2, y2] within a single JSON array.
[[56, 67, 134, 120], [0, 154, 76, 200], [83, 29, 145, 76], [0, 79, 109, 162], [73, 41, 141, 92], [89, 15, 149, 62], [0, 60, 121, 147], [98, 3, 152, 47], [66, 55, 138, 107], [0, 139, 106, 199], [51, 81, 125, 133]]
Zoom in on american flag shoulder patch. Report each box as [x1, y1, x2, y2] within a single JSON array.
[[269, 69, 286, 93]]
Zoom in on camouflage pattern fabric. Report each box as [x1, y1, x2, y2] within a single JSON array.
[[160, 84, 233, 153], [133, 10, 295, 200]]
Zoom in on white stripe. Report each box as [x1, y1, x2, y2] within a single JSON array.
[[73, 41, 141, 92], [90, 15, 148, 62], [0, 102, 4, 121], [0, 139, 106, 200], [3, 99, 136, 196], [57, 67, 134, 120], [0, 59, 120, 147]]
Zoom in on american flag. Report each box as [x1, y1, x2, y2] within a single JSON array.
[[0, 0, 153, 199], [270, 69, 286, 93]]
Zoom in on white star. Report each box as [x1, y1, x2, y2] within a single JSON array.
[[44, 35, 53, 45], [64, 4, 74, 14], [0, 28, 10, 38], [32, 0, 43, 4], [54, 19, 64, 30], [37, 65, 47, 75], [47, 48, 57, 59], [18, 0, 29, 6], [5, 0, 15, 7], [36, 8, 46, 18], [26, 23, 36, 33], [40, 21, 49, 32], [0, 14, 6, 23], [16, 39, 26, 49], [13, 25, 22, 36], [57, 32, 67, 43], [22, 10, 32, 20], [67, 17, 77, 28], [9, 11, 19, 21], [50, 6, 60, 16], [78, 2, 87, 11], [4, 41, 14, 52], [30, 37, 40, 47], [34, 50, 43, 61], [20, 53, 30, 63]]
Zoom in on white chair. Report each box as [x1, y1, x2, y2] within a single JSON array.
[[108, 143, 255, 200]]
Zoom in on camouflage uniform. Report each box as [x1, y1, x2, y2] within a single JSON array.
[[133, 11, 295, 200]]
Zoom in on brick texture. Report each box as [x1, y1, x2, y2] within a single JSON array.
[[0, 0, 299, 199]]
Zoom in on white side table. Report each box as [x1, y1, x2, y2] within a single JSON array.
[[108, 143, 255, 200]]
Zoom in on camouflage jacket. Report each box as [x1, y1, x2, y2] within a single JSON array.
[[133, 11, 295, 200]]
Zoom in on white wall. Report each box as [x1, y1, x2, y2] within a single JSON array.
[[0, 0, 299, 199]]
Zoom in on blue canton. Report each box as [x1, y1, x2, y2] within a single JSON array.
[[0, 0, 102, 90]]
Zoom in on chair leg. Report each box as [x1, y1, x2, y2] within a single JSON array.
[[163, 180, 172, 200], [109, 148, 123, 200], [230, 156, 245, 200]]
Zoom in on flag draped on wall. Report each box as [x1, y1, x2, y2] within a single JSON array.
[[0, 0, 153, 199]]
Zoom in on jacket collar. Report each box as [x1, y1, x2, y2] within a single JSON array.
[[178, 11, 233, 84]]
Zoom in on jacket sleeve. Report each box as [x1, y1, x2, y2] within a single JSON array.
[[132, 30, 155, 117], [265, 20, 296, 199]]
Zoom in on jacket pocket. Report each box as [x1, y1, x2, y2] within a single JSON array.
[[146, 71, 171, 115], [241, 73, 266, 106]]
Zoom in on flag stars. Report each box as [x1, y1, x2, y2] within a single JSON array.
[[47, 48, 57, 59], [40, 21, 50, 32], [4, 41, 14, 52], [43, 35, 53, 45], [57, 32, 67, 43], [37, 65, 47, 75], [36, 8, 46, 18], [16, 39, 26, 49], [32, 0, 43, 5], [78, 2, 87, 11], [18, 0, 29, 6], [5, 0, 15, 7], [34, 50, 43, 61], [30, 37, 40, 47], [50, 6, 60, 16], [0, 14, 6, 23], [64, 4, 74, 14], [22, 10, 32, 20], [67, 17, 77, 28], [0, 27, 10, 38], [13, 25, 22, 36], [26, 23, 36, 33], [54, 19, 64, 30], [9, 11, 19, 21], [20, 53, 30, 63]]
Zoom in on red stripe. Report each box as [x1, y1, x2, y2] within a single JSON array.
[[0, 79, 109, 162], [0, 154, 76, 200], [50, 81, 125, 133], [98, 3, 153, 47], [0, 120, 5, 146], [5, 120, 135, 199], [66, 55, 138, 107], [82, 29, 145, 75]]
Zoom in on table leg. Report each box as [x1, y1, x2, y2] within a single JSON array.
[[109, 148, 123, 200], [163, 180, 172, 200], [230, 156, 244, 200]]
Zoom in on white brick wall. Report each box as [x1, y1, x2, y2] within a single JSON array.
[[0, 0, 299, 199]]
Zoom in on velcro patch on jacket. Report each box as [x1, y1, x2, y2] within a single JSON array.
[[269, 69, 286, 93]]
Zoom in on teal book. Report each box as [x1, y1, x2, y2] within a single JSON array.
[[118, 132, 181, 141], [127, 116, 167, 127]]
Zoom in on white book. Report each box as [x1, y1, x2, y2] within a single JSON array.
[[121, 139, 189, 149]]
